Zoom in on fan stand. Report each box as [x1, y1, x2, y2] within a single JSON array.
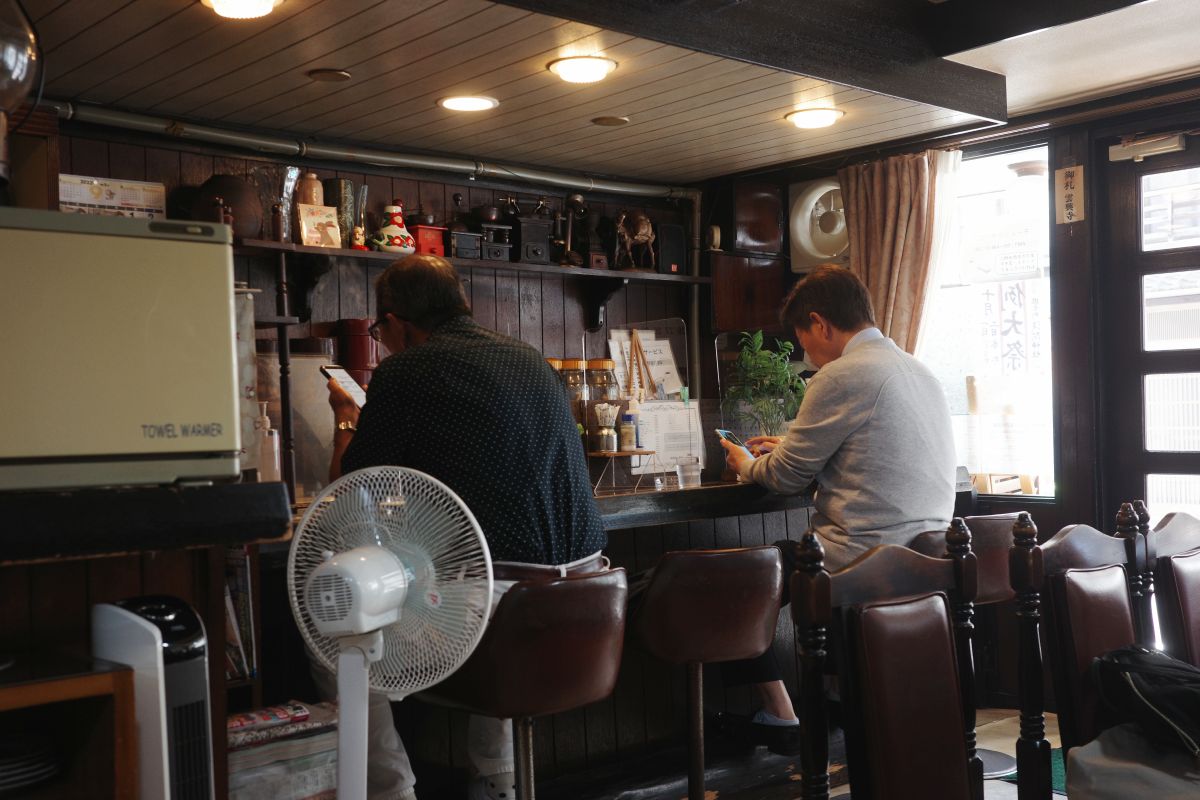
[[336, 629, 385, 800]]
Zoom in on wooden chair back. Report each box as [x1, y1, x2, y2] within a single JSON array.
[[792, 520, 982, 800], [911, 513, 1020, 605], [1149, 511, 1200, 665], [1039, 523, 1138, 755]]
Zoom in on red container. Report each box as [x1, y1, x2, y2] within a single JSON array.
[[412, 224, 448, 256], [337, 318, 379, 371]]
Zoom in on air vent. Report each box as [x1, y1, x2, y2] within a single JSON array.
[[169, 700, 212, 800], [309, 573, 354, 623]]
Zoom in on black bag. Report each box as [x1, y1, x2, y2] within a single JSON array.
[[1092, 645, 1200, 760]]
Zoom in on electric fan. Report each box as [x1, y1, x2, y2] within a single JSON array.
[[788, 176, 850, 271], [288, 466, 493, 800]]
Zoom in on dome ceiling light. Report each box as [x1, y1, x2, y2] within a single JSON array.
[[785, 108, 845, 129], [438, 96, 500, 112], [548, 56, 617, 84], [201, 0, 283, 19]]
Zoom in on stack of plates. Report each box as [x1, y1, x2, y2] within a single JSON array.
[[0, 736, 59, 795]]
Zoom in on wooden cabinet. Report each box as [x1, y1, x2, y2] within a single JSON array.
[[5, 104, 60, 210], [732, 180, 785, 255], [710, 252, 789, 333], [0, 656, 136, 800]]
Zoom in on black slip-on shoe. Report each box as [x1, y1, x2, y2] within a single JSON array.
[[713, 711, 803, 757]]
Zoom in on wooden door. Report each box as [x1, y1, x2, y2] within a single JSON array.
[[1102, 146, 1200, 522]]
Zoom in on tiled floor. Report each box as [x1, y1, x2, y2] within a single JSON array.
[[829, 709, 1062, 799]]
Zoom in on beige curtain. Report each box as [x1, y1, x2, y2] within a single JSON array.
[[838, 150, 946, 354]]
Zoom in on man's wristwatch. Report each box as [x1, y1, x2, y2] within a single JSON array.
[[335, 420, 357, 433]]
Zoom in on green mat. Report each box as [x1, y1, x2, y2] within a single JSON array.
[[999, 749, 1066, 794]]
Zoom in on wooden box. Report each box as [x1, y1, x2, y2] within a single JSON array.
[[412, 224, 447, 257]]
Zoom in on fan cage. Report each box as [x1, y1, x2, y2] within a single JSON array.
[[288, 466, 493, 695]]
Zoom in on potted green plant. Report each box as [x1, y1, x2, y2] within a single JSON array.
[[721, 330, 806, 437]]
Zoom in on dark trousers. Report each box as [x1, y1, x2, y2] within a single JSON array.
[[721, 538, 800, 687]]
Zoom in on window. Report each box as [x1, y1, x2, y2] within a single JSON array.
[[917, 145, 1054, 496]]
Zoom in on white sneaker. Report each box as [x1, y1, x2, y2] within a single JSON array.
[[467, 771, 517, 800]]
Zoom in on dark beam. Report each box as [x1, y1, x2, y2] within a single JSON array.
[[923, 0, 1147, 57], [492, 0, 1007, 122]]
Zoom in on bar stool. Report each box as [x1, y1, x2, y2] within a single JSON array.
[[421, 569, 628, 800], [634, 547, 784, 800]]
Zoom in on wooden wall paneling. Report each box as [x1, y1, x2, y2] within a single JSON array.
[[57, 134, 71, 175], [69, 137, 109, 178], [107, 142, 145, 181], [140, 550, 197, 603], [625, 282, 647, 326], [306, 261, 341, 328], [144, 147, 182, 210], [0, 566, 31, 653], [562, 280, 585, 359], [495, 268, 520, 341], [28, 561, 89, 654], [605, 529, 645, 753], [468, 265, 497, 332], [391, 177, 420, 212], [86, 556, 143, 606], [518, 272, 543, 352], [417, 180, 445, 226], [360, 172, 394, 234], [541, 275, 566, 359], [336, 260, 370, 320]]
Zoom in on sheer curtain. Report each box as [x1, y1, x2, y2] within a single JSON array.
[[838, 150, 960, 353]]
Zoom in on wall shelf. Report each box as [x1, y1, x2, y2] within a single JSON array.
[[234, 239, 711, 286]]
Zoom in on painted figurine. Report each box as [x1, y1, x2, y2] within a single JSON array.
[[369, 199, 417, 254]]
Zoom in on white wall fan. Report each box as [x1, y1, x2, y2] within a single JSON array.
[[788, 176, 850, 272], [288, 466, 493, 800]]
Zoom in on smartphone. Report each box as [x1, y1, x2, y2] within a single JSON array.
[[321, 365, 367, 408], [715, 428, 755, 459]]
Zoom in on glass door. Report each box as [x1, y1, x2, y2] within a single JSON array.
[[1103, 149, 1200, 524]]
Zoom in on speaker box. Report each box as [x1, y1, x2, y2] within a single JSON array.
[[656, 223, 687, 274]]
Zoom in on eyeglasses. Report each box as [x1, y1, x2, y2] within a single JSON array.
[[368, 317, 386, 342]]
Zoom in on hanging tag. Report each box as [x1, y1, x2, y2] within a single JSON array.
[[1055, 165, 1085, 224]]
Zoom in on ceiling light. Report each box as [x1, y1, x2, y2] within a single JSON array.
[[307, 68, 351, 82], [785, 108, 844, 129], [438, 96, 500, 112], [548, 56, 617, 84], [201, 0, 283, 19], [591, 116, 629, 127]]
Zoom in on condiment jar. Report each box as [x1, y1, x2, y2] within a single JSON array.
[[586, 358, 619, 401], [559, 359, 588, 424], [618, 414, 637, 451]]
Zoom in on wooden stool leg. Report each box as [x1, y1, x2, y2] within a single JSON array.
[[687, 661, 704, 800], [515, 716, 536, 800]]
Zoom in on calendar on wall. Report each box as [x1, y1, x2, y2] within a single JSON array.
[[58, 174, 166, 219]]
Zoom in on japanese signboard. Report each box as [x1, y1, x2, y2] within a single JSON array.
[[1054, 165, 1085, 224]]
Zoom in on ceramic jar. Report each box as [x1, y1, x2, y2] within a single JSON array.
[[296, 172, 324, 206], [369, 199, 416, 254]]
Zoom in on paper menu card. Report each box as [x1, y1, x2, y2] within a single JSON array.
[[608, 329, 683, 398], [630, 401, 704, 475]]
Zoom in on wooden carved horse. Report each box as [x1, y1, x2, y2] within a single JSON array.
[[614, 209, 656, 269]]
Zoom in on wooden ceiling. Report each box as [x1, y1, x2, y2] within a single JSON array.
[[29, 0, 989, 183]]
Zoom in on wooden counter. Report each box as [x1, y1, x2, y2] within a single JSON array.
[[595, 481, 813, 531]]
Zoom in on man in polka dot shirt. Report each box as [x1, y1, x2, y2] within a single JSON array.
[[324, 253, 607, 800]]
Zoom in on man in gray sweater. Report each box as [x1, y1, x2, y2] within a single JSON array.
[[718, 264, 955, 749]]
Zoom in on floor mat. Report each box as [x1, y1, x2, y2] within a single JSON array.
[[999, 749, 1067, 794]]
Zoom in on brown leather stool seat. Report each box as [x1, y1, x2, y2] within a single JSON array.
[[422, 569, 628, 800], [634, 547, 784, 800]]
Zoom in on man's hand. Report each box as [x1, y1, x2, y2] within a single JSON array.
[[745, 435, 783, 457], [720, 438, 755, 475], [327, 378, 361, 429]]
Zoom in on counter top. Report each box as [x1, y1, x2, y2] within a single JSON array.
[[0, 482, 292, 565], [595, 481, 812, 530]]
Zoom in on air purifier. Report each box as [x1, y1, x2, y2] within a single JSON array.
[[92, 596, 215, 800]]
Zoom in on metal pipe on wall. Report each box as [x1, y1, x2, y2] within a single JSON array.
[[45, 99, 707, 393]]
